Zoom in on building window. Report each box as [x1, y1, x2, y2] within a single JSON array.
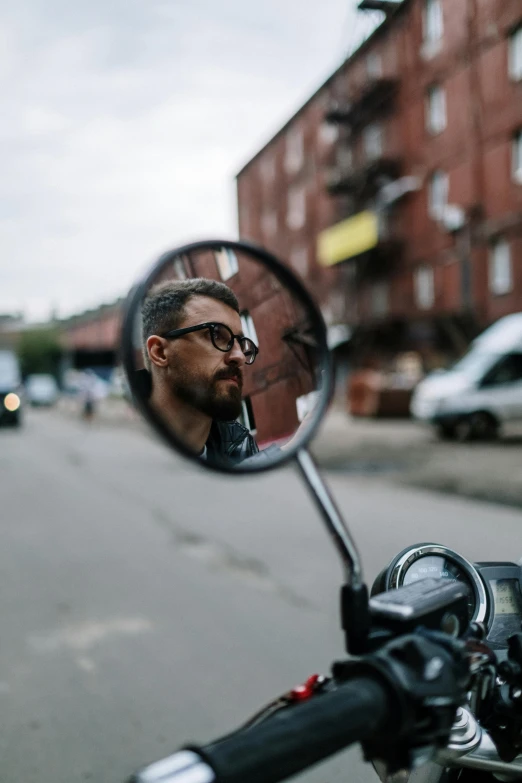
[[290, 246, 309, 277], [363, 123, 383, 160], [240, 311, 259, 346], [318, 122, 339, 146], [260, 153, 277, 183], [366, 52, 382, 79], [415, 266, 435, 309], [489, 239, 513, 296], [509, 27, 522, 81], [513, 130, 522, 183], [286, 185, 306, 230], [215, 248, 239, 280], [337, 144, 353, 172], [423, 0, 443, 45], [426, 85, 447, 134], [261, 210, 278, 238], [371, 281, 389, 316], [173, 255, 188, 279], [284, 127, 304, 174], [238, 396, 257, 434], [428, 170, 449, 219]]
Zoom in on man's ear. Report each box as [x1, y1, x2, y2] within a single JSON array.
[[147, 335, 170, 368]]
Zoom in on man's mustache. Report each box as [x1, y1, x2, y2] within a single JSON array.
[[214, 368, 243, 386]]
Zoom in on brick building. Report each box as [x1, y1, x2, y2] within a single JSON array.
[[150, 246, 317, 446], [59, 300, 123, 371], [236, 0, 522, 371]]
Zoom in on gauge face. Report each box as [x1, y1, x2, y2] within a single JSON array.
[[402, 554, 476, 620]]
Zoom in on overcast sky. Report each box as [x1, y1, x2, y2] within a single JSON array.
[[1, 0, 379, 321]]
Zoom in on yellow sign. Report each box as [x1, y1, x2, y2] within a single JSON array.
[[317, 211, 379, 266]]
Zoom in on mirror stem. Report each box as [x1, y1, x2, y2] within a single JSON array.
[[296, 449, 363, 588]]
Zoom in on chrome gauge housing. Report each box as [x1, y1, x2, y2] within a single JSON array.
[[379, 543, 488, 627]]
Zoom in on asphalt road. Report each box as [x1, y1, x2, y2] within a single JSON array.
[[1, 408, 522, 783]]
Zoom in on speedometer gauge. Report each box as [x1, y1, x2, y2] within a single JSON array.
[[383, 544, 488, 626]]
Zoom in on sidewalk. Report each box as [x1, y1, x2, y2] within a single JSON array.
[[55, 396, 522, 510], [312, 407, 522, 510]]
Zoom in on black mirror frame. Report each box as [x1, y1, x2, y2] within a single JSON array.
[[120, 238, 334, 474]]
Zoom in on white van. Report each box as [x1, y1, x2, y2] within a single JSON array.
[[411, 313, 522, 440]]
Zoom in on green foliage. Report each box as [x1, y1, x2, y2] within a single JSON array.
[[17, 328, 63, 378]]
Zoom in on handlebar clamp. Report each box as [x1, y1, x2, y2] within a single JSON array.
[[333, 629, 472, 774]]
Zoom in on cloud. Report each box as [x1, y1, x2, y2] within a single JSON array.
[[0, 0, 359, 321]]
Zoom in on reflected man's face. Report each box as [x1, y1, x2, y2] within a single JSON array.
[[149, 295, 247, 420]]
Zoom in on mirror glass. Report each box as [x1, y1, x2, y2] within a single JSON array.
[[123, 242, 330, 470]]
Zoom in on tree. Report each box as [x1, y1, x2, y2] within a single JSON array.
[[17, 328, 63, 379]]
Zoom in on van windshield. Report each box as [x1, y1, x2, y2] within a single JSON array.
[[450, 351, 497, 379]]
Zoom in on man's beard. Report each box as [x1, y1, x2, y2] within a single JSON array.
[[171, 366, 243, 421]]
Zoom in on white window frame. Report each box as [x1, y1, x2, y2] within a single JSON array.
[[239, 397, 257, 435], [173, 255, 188, 280], [286, 185, 306, 230], [513, 130, 522, 183], [284, 127, 304, 174], [366, 52, 382, 79], [337, 143, 353, 173], [215, 248, 239, 281], [423, 0, 443, 45], [289, 246, 309, 277], [240, 311, 259, 346], [428, 170, 449, 219], [415, 265, 435, 309], [426, 84, 447, 134], [489, 239, 513, 296], [261, 209, 278, 238], [509, 27, 522, 81], [371, 281, 389, 317], [363, 123, 383, 160], [260, 153, 277, 183], [318, 122, 339, 146]]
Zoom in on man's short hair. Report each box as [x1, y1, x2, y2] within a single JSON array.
[[141, 278, 240, 369]]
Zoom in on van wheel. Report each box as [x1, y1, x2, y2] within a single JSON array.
[[455, 412, 498, 442], [470, 411, 499, 441], [436, 423, 456, 440], [454, 416, 474, 442]]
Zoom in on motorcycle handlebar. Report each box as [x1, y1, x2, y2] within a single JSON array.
[[130, 677, 390, 783]]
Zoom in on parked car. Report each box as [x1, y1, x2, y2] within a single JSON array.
[[411, 312, 522, 441], [25, 374, 59, 407], [0, 350, 23, 427]]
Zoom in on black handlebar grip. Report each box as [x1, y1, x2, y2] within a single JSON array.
[[193, 678, 390, 783]]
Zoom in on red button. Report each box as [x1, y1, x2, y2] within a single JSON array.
[[290, 674, 320, 702]]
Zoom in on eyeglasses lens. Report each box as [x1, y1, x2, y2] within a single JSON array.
[[211, 324, 257, 364]]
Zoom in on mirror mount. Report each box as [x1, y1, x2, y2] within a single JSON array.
[[296, 449, 370, 654]]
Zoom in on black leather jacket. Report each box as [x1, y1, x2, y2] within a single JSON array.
[[205, 420, 259, 466], [133, 371, 258, 466]]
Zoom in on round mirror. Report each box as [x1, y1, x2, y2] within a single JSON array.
[[121, 240, 332, 472]]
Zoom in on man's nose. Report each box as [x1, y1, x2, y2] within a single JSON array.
[[226, 340, 246, 366]]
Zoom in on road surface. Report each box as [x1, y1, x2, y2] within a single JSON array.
[[1, 408, 521, 782]]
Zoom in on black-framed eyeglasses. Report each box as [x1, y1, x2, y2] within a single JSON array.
[[162, 322, 259, 365]]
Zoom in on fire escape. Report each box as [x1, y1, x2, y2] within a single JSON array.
[[321, 73, 405, 279]]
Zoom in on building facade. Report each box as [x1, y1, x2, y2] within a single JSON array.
[[59, 300, 123, 371], [236, 0, 522, 369]]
